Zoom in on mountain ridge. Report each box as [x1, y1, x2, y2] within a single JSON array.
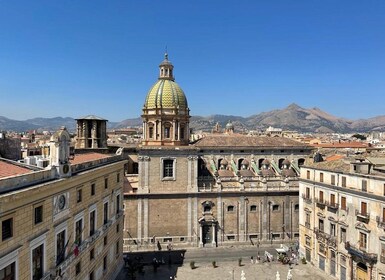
[[0, 104, 384, 133]]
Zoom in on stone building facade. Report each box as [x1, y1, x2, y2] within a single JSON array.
[[123, 54, 313, 250], [0, 127, 126, 280], [299, 156, 385, 280]]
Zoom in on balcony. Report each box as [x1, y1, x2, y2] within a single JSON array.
[[345, 242, 377, 265], [314, 198, 326, 209], [376, 216, 385, 229], [327, 202, 339, 211], [355, 210, 370, 223], [301, 193, 312, 204], [314, 227, 336, 248]]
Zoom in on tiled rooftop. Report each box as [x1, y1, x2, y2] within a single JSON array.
[[194, 135, 309, 148], [70, 153, 112, 165], [0, 160, 34, 178]]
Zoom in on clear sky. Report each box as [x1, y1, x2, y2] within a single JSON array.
[[0, 1, 384, 122]]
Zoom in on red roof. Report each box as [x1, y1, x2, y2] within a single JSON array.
[[0, 161, 33, 178], [325, 154, 345, 161]]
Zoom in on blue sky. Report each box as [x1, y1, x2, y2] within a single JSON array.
[[0, 1, 384, 121]]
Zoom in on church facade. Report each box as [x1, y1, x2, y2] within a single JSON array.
[[123, 54, 313, 249]]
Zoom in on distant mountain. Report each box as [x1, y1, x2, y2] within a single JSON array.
[[1, 104, 384, 133]]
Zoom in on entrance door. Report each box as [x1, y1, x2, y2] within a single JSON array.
[[202, 225, 212, 245], [356, 262, 368, 280]]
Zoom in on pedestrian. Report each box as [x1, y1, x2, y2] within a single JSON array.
[[250, 256, 254, 264]]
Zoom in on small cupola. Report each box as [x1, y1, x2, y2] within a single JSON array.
[[159, 52, 174, 81]]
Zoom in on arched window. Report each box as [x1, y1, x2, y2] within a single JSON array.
[[298, 158, 305, 166], [278, 158, 285, 169], [164, 123, 171, 139]]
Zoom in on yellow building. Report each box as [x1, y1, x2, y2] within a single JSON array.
[[0, 127, 126, 280], [299, 155, 385, 280]]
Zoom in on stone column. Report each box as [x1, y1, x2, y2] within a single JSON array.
[[193, 156, 198, 191], [143, 198, 149, 243], [217, 196, 222, 244], [137, 198, 142, 244], [193, 197, 198, 246], [239, 196, 245, 242], [212, 223, 216, 246], [187, 197, 192, 242], [262, 198, 268, 241], [187, 156, 192, 191]]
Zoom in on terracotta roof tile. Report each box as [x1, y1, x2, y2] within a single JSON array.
[[0, 161, 33, 178], [70, 153, 112, 165], [195, 135, 309, 148]]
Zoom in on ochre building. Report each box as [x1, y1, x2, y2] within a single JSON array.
[[123, 54, 313, 250]]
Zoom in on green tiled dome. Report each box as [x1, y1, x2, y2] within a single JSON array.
[[144, 79, 188, 110]]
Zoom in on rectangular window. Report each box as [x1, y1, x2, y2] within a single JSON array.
[[56, 230, 66, 266], [341, 196, 347, 210], [341, 227, 346, 243], [149, 127, 154, 138], [362, 180, 367, 192], [306, 187, 310, 198], [272, 205, 280, 211], [319, 191, 324, 203], [103, 202, 109, 225], [75, 219, 83, 245], [330, 194, 336, 205], [0, 262, 15, 280], [90, 271, 94, 280], [319, 219, 324, 232], [359, 232, 367, 250], [306, 170, 310, 179], [384, 184, 385, 196], [77, 188, 82, 203], [227, 205, 234, 212], [383, 208, 385, 223], [76, 261, 81, 275], [305, 213, 310, 228], [32, 244, 44, 280], [103, 255, 107, 271], [116, 241, 120, 256], [342, 176, 346, 187], [34, 205, 43, 225], [91, 183, 96, 196], [330, 223, 336, 237], [117, 172, 120, 183], [90, 210, 96, 236], [320, 172, 324, 182], [2, 217, 13, 241], [116, 223, 120, 233], [104, 235, 107, 247], [361, 201, 367, 215], [331, 175, 335, 185], [116, 195, 120, 214], [305, 236, 311, 246], [104, 178, 108, 189], [163, 159, 174, 178], [90, 248, 95, 261]]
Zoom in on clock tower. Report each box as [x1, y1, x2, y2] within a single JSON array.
[[49, 126, 71, 177]]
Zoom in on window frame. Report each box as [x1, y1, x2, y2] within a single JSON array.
[[160, 157, 176, 180]]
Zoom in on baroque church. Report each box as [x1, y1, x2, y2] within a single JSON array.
[[123, 54, 313, 249]]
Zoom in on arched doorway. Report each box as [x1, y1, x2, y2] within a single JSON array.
[[356, 262, 368, 280]]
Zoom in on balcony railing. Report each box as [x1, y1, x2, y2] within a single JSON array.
[[314, 198, 326, 208], [327, 202, 339, 211], [314, 227, 336, 248], [301, 193, 312, 204], [355, 210, 370, 223], [345, 242, 377, 265]]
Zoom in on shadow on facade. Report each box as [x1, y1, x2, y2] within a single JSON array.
[[123, 250, 186, 279]]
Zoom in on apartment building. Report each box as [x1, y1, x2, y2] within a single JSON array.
[[299, 155, 385, 280]]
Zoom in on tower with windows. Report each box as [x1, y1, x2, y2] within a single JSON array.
[[142, 53, 190, 146]]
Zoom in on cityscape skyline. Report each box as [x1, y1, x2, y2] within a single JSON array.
[[1, 1, 384, 121]]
